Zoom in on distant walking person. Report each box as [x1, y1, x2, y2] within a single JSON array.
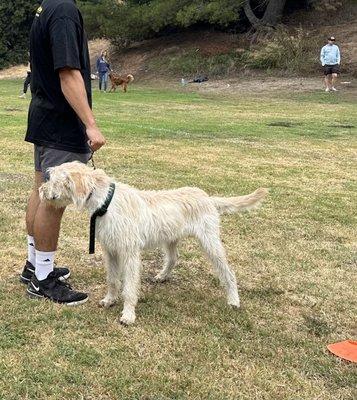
[[320, 36, 340, 92], [19, 61, 31, 98], [96, 50, 111, 92]]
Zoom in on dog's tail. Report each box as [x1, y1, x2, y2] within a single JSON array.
[[211, 188, 268, 215], [127, 74, 134, 82]]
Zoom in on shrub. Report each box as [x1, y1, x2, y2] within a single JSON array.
[[243, 27, 319, 73], [148, 49, 242, 77]]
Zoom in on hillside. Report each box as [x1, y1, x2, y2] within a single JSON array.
[[1, 2, 356, 82], [105, 3, 357, 80]]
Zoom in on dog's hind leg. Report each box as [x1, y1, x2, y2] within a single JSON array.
[[197, 227, 240, 308], [120, 252, 141, 325], [154, 241, 179, 282], [99, 250, 122, 308]]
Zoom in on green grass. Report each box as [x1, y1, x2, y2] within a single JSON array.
[[0, 79, 356, 400]]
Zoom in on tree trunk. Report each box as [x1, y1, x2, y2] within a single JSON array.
[[244, 0, 287, 28]]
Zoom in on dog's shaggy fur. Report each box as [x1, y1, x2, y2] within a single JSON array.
[[108, 73, 134, 92], [40, 162, 268, 325]]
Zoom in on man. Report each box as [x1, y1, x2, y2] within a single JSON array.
[[320, 36, 341, 92], [21, 0, 106, 305]]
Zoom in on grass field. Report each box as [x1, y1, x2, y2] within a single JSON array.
[[0, 79, 356, 400]]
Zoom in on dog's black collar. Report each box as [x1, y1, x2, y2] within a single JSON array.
[[89, 183, 115, 254]]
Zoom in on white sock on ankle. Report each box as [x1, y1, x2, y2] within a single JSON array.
[[27, 235, 36, 266], [35, 250, 55, 280]]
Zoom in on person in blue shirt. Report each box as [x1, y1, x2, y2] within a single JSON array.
[[320, 36, 341, 92], [96, 50, 111, 92]]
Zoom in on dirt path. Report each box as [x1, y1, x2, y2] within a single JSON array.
[[136, 75, 355, 97]]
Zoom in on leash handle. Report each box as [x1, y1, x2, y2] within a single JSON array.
[[87, 140, 96, 169], [88, 145, 96, 170]]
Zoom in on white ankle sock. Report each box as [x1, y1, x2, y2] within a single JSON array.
[[35, 250, 55, 280], [27, 235, 36, 266]]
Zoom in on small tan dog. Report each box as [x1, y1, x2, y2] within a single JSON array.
[[108, 72, 134, 92], [40, 162, 268, 325]]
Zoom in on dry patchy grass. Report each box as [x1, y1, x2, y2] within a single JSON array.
[[0, 79, 356, 400]]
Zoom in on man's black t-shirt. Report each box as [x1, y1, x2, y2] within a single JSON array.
[[25, 0, 91, 153]]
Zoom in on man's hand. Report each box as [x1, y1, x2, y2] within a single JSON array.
[[86, 125, 106, 151]]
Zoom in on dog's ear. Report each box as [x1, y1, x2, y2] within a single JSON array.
[[91, 168, 108, 187], [68, 171, 91, 209], [45, 166, 56, 181]]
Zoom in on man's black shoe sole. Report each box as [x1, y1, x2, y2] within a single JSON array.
[[26, 287, 88, 307]]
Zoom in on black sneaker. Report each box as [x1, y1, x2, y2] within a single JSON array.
[[20, 261, 70, 284], [27, 271, 88, 306]]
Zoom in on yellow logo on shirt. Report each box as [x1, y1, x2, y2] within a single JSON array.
[[35, 6, 42, 17]]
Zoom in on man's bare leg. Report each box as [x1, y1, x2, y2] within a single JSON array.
[[24, 171, 87, 304], [26, 171, 43, 237], [23, 171, 44, 270], [331, 73, 338, 90], [25, 171, 65, 280], [33, 203, 65, 252], [26, 171, 65, 252], [324, 75, 331, 91], [32, 186, 65, 280]]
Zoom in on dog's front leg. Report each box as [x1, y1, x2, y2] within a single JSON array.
[[119, 252, 141, 326], [99, 250, 122, 308]]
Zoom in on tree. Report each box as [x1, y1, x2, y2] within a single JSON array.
[[0, 0, 40, 68], [243, 0, 287, 28]]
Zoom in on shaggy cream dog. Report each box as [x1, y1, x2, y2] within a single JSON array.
[[40, 161, 268, 325]]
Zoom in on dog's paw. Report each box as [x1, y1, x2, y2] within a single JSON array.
[[228, 301, 240, 310], [152, 274, 169, 283], [228, 301, 240, 309], [119, 313, 136, 326], [99, 297, 117, 308]]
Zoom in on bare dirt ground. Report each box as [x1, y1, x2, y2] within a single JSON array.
[[0, 64, 28, 80], [183, 76, 356, 97], [1, 60, 354, 96]]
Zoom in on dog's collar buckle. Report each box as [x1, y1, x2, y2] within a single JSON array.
[[89, 182, 116, 254]]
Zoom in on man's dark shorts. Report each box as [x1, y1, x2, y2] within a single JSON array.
[[324, 64, 340, 75], [35, 145, 91, 181]]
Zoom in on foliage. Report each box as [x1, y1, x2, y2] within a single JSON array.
[[149, 49, 243, 77], [0, 0, 40, 68], [242, 27, 319, 72], [78, 0, 106, 40], [80, 0, 246, 46], [146, 27, 320, 77]]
